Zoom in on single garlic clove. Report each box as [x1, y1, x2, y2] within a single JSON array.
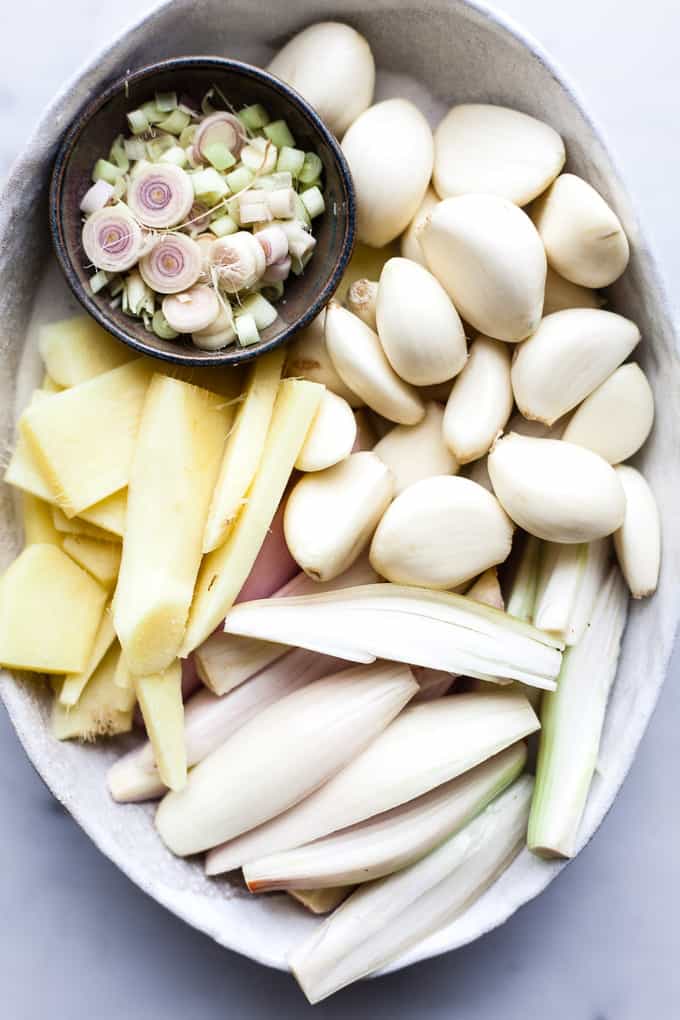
[[369, 475, 514, 590], [531, 173, 630, 288], [341, 99, 434, 247], [284, 452, 394, 581], [433, 104, 565, 207], [210, 231, 266, 293], [613, 465, 661, 598], [192, 303, 237, 350], [295, 390, 357, 472], [194, 111, 246, 160], [162, 285, 220, 334], [488, 433, 626, 543], [268, 22, 375, 138], [127, 164, 195, 229], [443, 335, 513, 464], [373, 402, 458, 495], [400, 187, 439, 267], [82, 205, 145, 272], [347, 279, 378, 331], [325, 303, 425, 425], [542, 266, 603, 316], [285, 312, 363, 407], [139, 233, 203, 294], [419, 194, 546, 342], [376, 257, 467, 386], [562, 363, 654, 464], [511, 308, 641, 425]]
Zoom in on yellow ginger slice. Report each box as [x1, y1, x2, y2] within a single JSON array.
[[39, 315, 133, 387], [52, 643, 133, 741], [135, 660, 186, 791]]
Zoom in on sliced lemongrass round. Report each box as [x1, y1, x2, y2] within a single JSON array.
[[127, 164, 194, 229], [193, 303, 237, 350], [80, 179, 114, 215], [162, 285, 220, 334], [82, 205, 145, 272], [262, 255, 291, 282], [194, 111, 247, 161], [139, 233, 203, 294], [210, 231, 266, 293], [195, 233, 217, 280], [255, 224, 289, 265]]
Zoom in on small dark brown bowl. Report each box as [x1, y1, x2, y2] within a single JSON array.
[[49, 57, 356, 367]]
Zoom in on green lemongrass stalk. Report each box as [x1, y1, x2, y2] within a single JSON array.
[[505, 533, 542, 622], [289, 776, 534, 1004], [155, 662, 417, 856], [244, 743, 526, 891], [528, 565, 628, 858], [288, 887, 353, 915], [108, 648, 345, 803], [223, 584, 564, 689], [206, 689, 538, 874], [533, 538, 610, 645]]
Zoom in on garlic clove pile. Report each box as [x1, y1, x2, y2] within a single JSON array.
[[295, 390, 357, 472], [419, 194, 546, 342], [285, 312, 363, 407], [613, 465, 661, 598], [433, 104, 565, 207], [400, 187, 439, 267], [369, 475, 514, 590], [443, 335, 513, 464], [562, 363, 654, 464], [488, 433, 626, 543], [373, 402, 459, 495], [511, 308, 641, 425]]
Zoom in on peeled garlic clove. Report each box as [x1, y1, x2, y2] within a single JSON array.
[[433, 104, 565, 206], [613, 465, 661, 598], [295, 391, 357, 472], [342, 99, 434, 247], [373, 402, 458, 495], [370, 475, 514, 590], [162, 285, 220, 334], [562, 363, 654, 464], [419, 195, 546, 342], [543, 266, 603, 316], [488, 433, 626, 542], [325, 303, 425, 425], [347, 279, 378, 330], [376, 258, 467, 386], [268, 22, 375, 137], [443, 335, 512, 464], [531, 173, 630, 288], [285, 312, 363, 407], [285, 452, 394, 581], [400, 187, 439, 267], [511, 309, 641, 425]]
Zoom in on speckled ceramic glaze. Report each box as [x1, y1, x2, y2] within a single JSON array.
[[0, 0, 678, 978]]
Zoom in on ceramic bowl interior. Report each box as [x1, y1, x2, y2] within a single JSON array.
[[0, 0, 678, 979], [50, 57, 355, 366]]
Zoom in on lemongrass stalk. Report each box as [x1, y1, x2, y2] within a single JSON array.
[[534, 538, 610, 645], [290, 776, 534, 1003], [223, 584, 564, 689], [288, 887, 352, 915], [108, 648, 346, 802], [528, 565, 628, 858], [206, 689, 538, 873], [156, 662, 417, 856], [505, 533, 542, 622], [244, 742, 525, 891]]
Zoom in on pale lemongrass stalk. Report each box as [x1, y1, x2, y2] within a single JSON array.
[[195, 555, 378, 695], [528, 565, 628, 858], [504, 533, 542, 622], [289, 776, 534, 1003], [206, 689, 538, 873], [288, 887, 353, 915], [412, 667, 455, 702], [244, 742, 525, 891], [223, 584, 563, 689], [156, 662, 417, 856], [108, 648, 345, 802], [534, 538, 610, 645]]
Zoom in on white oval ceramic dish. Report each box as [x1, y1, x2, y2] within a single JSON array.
[[0, 0, 678, 978]]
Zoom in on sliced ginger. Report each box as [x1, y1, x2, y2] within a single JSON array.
[[39, 315, 133, 387], [52, 643, 133, 741], [135, 660, 186, 791], [21, 494, 61, 547], [62, 535, 121, 589], [59, 604, 116, 707]]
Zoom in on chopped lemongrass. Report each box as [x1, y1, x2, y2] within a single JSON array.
[[238, 104, 270, 131], [301, 186, 325, 218], [89, 270, 110, 294], [293, 192, 312, 227], [178, 124, 197, 148], [152, 309, 179, 340], [124, 136, 147, 160], [140, 100, 166, 124], [122, 270, 154, 317], [289, 888, 353, 915], [261, 280, 285, 302], [191, 166, 229, 200], [238, 293, 278, 329], [157, 109, 191, 136], [277, 146, 305, 177], [225, 165, 254, 193], [244, 742, 526, 892], [505, 533, 542, 622], [159, 145, 188, 167], [264, 119, 296, 149], [241, 138, 278, 174], [155, 90, 178, 112], [235, 313, 260, 347], [82, 206, 145, 273], [145, 134, 177, 161], [528, 565, 628, 858], [92, 158, 125, 185], [299, 152, 323, 186], [533, 539, 610, 645], [239, 191, 272, 225], [127, 109, 150, 135], [209, 213, 238, 237], [109, 134, 129, 172], [210, 231, 265, 293], [267, 188, 296, 219], [289, 776, 533, 1004], [108, 276, 124, 298], [80, 179, 115, 214], [204, 142, 236, 171], [139, 234, 203, 294], [281, 220, 316, 257]]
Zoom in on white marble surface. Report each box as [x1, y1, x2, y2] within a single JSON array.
[[1, 1, 679, 1017]]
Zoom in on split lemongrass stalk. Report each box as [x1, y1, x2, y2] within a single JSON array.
[[196, 556, 378, 696], [533, 539, 610, 645], [114, 376, 231, 675], [289, 887, 353, 915], [223, 584, 563, 688], [108, 649, 347, 802], [181, 378, 324, 654], [504, 533, 542, 622], [206, 690, 538, 873], [156, 662, 417, 856], [134, 660, 186, 791], [528, 565, 628, 858], [244, 742, 525, 891], [289, 776, 534, 1003]]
